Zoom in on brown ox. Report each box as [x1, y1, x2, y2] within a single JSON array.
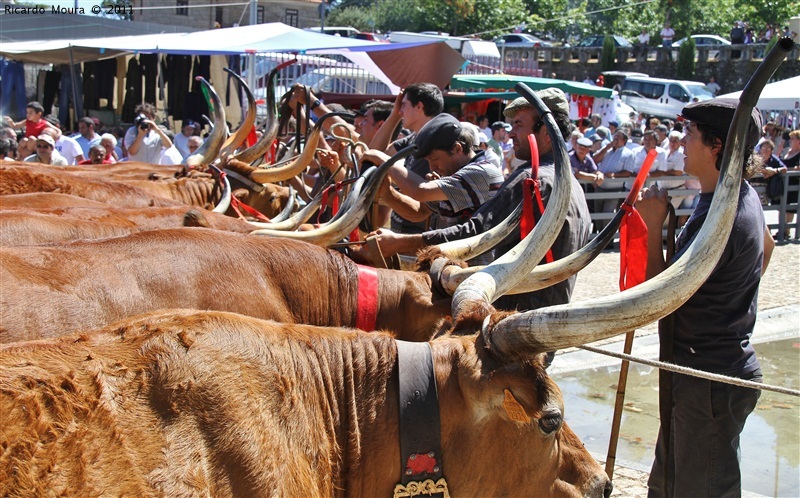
[[0, 162, 290, 219], [0, 192, 112, 209], [0, 228, 449, 343], [0, 309, 611, 497], [0, 162, 185, 208], [0, 206, 255, 246]]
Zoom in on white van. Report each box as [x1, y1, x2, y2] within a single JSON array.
[[304, 26, 360, 38], [620, 76, 714, 119], [388, 31, 501, 60], [292, 67, 392, 96]]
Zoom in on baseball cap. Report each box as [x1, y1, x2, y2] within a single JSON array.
[[679, 98, 762, 150], [608, 120, 619, 128], [413, 113, 462, 159], [591, 134, 605, 143], [36, 134, 55, 147], [183, 120, 199, 129], [576, 137, 593, 147], [477, 131, 489, 143], [491, 121, 511, 132]]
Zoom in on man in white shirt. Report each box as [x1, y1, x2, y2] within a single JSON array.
[[173, 120, 200, 159], [41, 122, 84, 164], [125, 103, 173, 164], [660, 22, 675, 60]]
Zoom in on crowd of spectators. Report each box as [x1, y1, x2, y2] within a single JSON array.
[[1, 100, 205, 166]]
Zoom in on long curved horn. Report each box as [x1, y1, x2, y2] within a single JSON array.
[[245, 191, 323, 230], [450, 83, 572, 319], [434, 203, 522, 261], [249, 111, 353, 184], [483, 39, 793, 359], [233, 60, 295, 164], [440, 207, 623, 294], [186, 77, 227, 168], [249, 147, 414, 246], [210, 164, 232, 213], [438, 166, 650, 294], [218, 68, 257, 159]]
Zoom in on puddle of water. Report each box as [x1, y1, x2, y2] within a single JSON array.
[[557, 338, 800, 497]]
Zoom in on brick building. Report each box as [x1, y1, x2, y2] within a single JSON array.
[[133, 0, 323, 31]]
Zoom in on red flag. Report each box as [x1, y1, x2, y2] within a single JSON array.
[[618, 149, 658, 291], [520, 134, 553, 262], [619, 204, 648, 290], [245, 124, 258, 147]]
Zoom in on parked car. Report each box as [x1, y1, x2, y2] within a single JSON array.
[[349, 32, 388, 42], [576, 34, 633, 49], [619, 76, 714, 119], [672, 34, 731, 59], [304, 26, 360, 38], [572, 35, 633, 59], [493, 33, 553, 49]]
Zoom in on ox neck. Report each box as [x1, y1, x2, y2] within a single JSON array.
[[395, 340, 449, 497]]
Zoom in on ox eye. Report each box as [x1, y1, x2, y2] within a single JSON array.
[[538, 412, 562, 434]]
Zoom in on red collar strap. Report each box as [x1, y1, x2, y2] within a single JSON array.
[[355, 264, 379, 331], [229, 195, 271, 222], [521, 177, 554, 264]]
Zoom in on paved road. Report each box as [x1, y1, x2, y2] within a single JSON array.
[[560, 239, 799, 497]]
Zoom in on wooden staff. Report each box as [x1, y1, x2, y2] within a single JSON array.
[[605, 204, 676, 479]]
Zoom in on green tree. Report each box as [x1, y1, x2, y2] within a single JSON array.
[[600, 34, 615, 70], [676, 37, 695, 80]]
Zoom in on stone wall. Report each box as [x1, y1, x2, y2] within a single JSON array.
[[534, 43, 800, 93]]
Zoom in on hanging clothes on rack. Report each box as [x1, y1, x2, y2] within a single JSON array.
[[42, 69, 61, 117], [0, 59, 27, 119], [83, 62, 100, 111], [165, 54, 192, 121], [121, 56, 142, 122], [183, 56, 211, 126], [57, 63, 83, 130], [225, 54, 242, 106], [139, 53, 159, 105]]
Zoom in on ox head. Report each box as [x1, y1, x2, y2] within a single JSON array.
[[405, 63, 780, 494]]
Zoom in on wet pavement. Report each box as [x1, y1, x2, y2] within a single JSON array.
[[559, 240, 800, 497]]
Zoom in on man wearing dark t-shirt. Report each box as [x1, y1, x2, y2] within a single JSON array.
[[357, 87, 591, 313], [368, 83, 444, 234], [638, 98, 775, 498]]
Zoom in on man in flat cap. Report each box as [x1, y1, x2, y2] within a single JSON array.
[[361, 114, 504, 265], [357, 87, 591, 315], [638, 98, 775, 498]]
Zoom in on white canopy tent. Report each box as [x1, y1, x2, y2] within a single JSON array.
[[718, 75, 800, 111], [0, 23, 465, 92]]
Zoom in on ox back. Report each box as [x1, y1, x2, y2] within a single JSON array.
[[0, 309, 610, 497], [0, 228, 447, 343], [0, 206, 255, 246], [0, 162, 185, 208]]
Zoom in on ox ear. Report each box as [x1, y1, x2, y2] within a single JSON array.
[[232, 188, 249, 201]]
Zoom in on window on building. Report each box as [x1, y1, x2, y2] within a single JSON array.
[[285, 9, 299, 27], [176, 0, 188, 16], [257, 6, 265, 24]]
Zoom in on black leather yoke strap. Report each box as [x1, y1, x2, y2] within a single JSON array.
[[396, 340, 443, 485]]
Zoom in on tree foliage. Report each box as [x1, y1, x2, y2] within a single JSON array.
[[676, 37, 696, 80], [600, 35, 615, 71], [328, 0, 796, 44]]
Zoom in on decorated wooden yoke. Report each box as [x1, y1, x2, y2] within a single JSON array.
[[394, 341, 450, 498]]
